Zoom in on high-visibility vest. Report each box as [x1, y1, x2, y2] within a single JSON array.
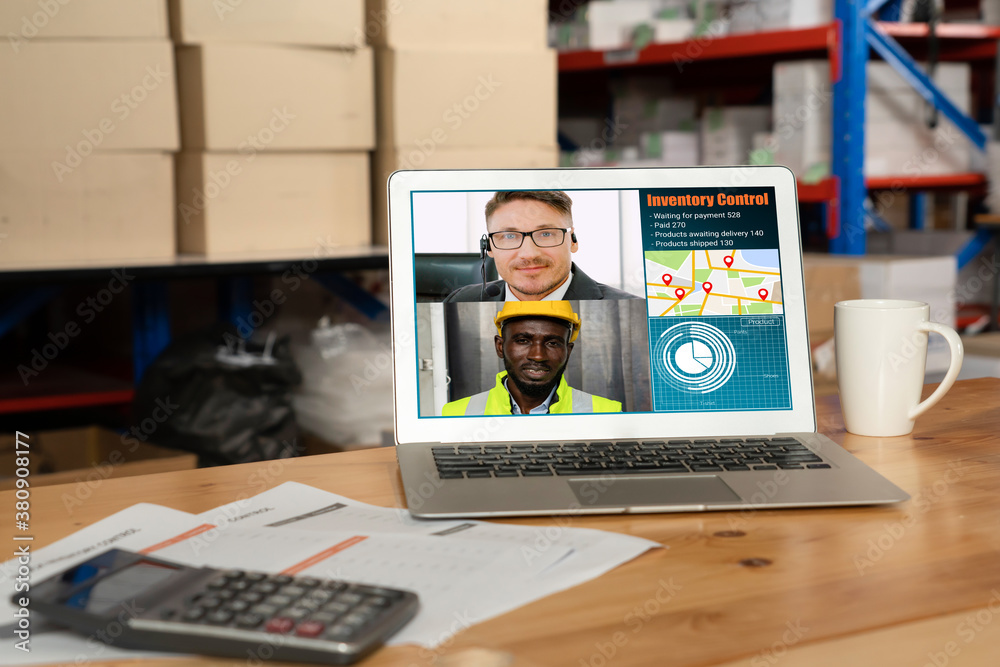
[[441, 372, 622, 416]]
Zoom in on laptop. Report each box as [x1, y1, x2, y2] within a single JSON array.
[[386, 166, 909, 518]]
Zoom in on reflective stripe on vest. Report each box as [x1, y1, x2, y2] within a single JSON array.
[[567, 388, 593, 413], [464, 391, 491, 415]]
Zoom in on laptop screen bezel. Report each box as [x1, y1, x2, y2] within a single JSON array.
[[387, 166, 816, 444]]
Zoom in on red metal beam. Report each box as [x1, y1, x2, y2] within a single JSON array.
[[0, 390, 134, 414], [877, 22, 1000, 40], [866, 173, 987, 190], [797, 179, 838, 203], [559, 24, 836, 72], [877, 22, 1000, 60]]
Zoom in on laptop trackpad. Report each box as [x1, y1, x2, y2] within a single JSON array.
[[568, 475, 740, 507]]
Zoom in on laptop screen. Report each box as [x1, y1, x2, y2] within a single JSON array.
[[409, 185, 793, 420]]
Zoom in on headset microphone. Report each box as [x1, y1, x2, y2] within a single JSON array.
[[480, 235, 501, 299]]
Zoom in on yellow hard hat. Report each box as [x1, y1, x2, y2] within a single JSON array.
[[494, 301, 581, 342]]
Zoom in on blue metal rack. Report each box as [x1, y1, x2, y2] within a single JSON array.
[[831, 0, 991, 259]]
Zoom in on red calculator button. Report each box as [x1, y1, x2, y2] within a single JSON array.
[[265, 617, 295, 634], [295, 621, 325, 638]]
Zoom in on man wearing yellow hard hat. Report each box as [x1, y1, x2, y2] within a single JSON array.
[[441, 301, 623, 416]]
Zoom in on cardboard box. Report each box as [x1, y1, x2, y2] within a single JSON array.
[[376, 48, 557, 150], [802, 253, 957, 373], [0, 153, 175, 265], [0, 0, 168, 39], [170, 0, 364, 47], [365, 0, 548, 49], [177, 151, 371, 254], [0, 433, 41, 483], [962, 332, 1000, 358], [958, 333, 1000, 380], [177, 45, 374, 151], [802, 254, 863, 340], [0, 40, 179, 154], [0, 427, 197, 491], [867, 229, 996, 306], [372, 145, 558, 244]]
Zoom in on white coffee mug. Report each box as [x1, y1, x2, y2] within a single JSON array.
[[834, 299, 964, 437]]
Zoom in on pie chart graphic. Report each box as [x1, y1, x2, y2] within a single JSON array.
[[674, 341, 714, 374], [653, 322, 736, 393]]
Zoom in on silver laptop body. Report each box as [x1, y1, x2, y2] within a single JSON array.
[[387, 167, 909, 518]]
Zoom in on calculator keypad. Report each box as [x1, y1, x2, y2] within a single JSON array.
[[177, 570, 407, 643]]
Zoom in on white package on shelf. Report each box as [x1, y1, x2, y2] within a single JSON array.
[[772, 59, 974, 179]]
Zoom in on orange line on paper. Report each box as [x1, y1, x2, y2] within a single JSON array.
[[139, 524, 216, 554], [281, 536, 368, 575]]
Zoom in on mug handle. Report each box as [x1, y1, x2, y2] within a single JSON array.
[[908, 321, 964, 421]]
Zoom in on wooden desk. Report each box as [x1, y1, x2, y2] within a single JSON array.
[[7, 378, 1000, 667]]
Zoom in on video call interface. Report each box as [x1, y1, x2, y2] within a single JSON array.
[[411, 187, 793, 418]]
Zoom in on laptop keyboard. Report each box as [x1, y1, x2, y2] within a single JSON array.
[[431, 437, 832, 479]]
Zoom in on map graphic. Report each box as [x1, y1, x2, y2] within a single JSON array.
[[645, 249, 783, 318]]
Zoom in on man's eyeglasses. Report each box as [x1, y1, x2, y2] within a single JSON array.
[[488, 228, 570, 250]]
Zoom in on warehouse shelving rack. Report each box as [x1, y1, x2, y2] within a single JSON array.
[[557, 1, 998, 263], [0, 249, 388, 415]]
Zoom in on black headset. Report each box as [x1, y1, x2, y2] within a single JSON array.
[[479, 235, 499, 298]]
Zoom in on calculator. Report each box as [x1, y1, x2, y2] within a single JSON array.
[[25, 548, 420, 664]]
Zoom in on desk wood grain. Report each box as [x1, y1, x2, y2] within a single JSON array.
[[4, 378, 999, 667]]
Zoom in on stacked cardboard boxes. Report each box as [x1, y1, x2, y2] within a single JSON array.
[[369, 0, 559, 244], [774, 60, 973, 180], [0, 0, 179, 265], [170, 0, 373, 254]]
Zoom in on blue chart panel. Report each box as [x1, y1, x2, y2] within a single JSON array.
[[648, 316, 792, 412]]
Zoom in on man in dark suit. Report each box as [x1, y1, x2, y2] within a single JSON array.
[[443, 190, 640, 302]]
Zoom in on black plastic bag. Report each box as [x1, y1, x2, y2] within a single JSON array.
[[133, 325, 302, 466]]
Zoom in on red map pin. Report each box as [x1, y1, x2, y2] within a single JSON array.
[[723, 256, 733, 268], [661, 273, 672, 286], [703, 282, 713, 294], [759, 288, 769, 300], [674, 288, 685, 300]]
